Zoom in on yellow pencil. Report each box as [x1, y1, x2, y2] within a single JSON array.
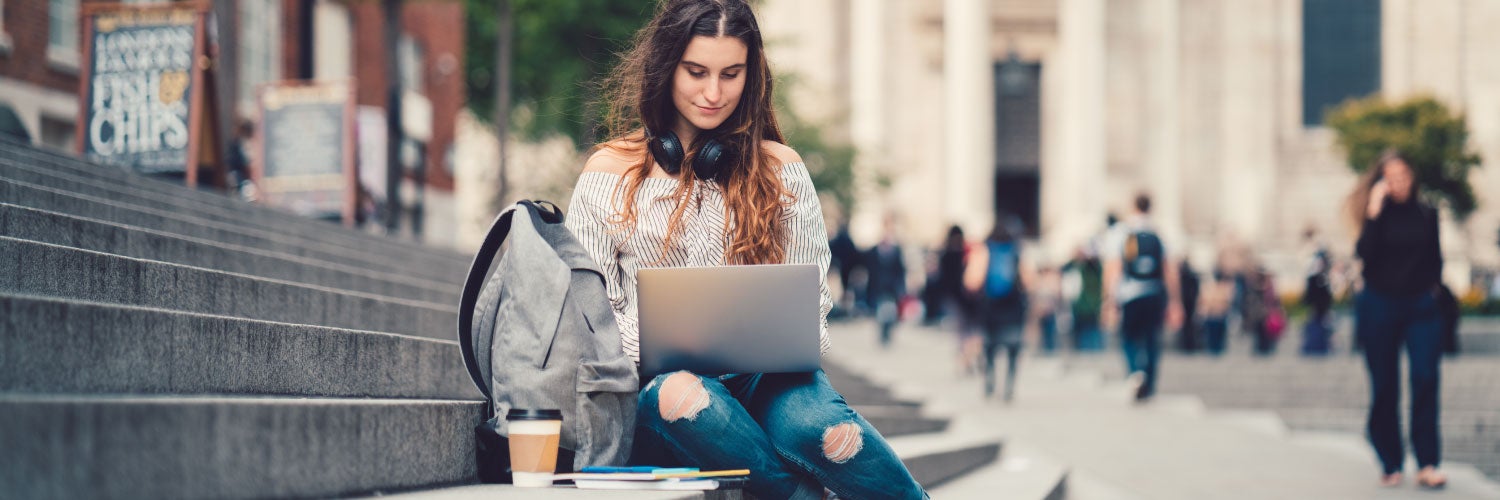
[[654, 469, 751, 479]]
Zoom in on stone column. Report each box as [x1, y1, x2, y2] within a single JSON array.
[[1463, 0, 1500, 269], [850, 0, 886, 156], [1381, 0, 1413, 98], [1048, 0, 1107, 248], [848, 0, 887, 241], [944, 0, 995, 236], [1145, 0, 1184, 248], [1218, 0, 1276, 242]]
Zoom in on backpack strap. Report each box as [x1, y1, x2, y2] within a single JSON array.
[[458, 200, 563, 403]]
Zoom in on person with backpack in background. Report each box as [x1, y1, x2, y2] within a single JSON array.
[[866, 216, 908, 348], [1064, 245, 1106, 352], [964, 215, 1032, 401], [1102, 193, 1183, 402], [566, 1, 927, 496]]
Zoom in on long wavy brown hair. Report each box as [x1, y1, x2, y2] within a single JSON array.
[[1344, 149, 1415, 235], [594, 0, 790, 265]]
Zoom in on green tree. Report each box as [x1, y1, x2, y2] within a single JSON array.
[[465, 0, 654, 143], [465, 2, 860, 213], [774, 76, 859, 217], [1326, 95, 1483, 220]]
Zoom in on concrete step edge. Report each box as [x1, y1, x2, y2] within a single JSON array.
[[0, 177, 466, 281], [0, 394, 484, 499], [3, 236, 456, 338], [0, 141, 466, 262], [0, 163, 472, 269], [1, 202, 459, 301], [0, 293, 477, 399]]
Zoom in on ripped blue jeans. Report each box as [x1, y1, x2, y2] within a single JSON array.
[[632, 370, 928, 500]]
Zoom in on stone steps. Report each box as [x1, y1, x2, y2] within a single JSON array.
[[1277, 408, 1500, 479], [928, 441, 1068, 500], [0, 158, 466, 269], [0, 204, 458, 304], [1058, 353, 1500, 482], [0, 294, 475, 399], [0, 394, 481, 500], [1, 138, 1007, 498], [1, 237, 456, 339], [0, 138, 464, 268], [0, 178, 467, 284]]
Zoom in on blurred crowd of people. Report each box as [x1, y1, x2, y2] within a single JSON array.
[[828, 210, 1351, 362], [822, 149, 1478, 486]]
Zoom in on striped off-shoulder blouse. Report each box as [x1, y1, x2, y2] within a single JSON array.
[[564, 161, 834, 365]]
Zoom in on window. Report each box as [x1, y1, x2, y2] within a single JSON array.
[[48, 0, 79, 68], [1302, 0, 1381, 126], [398, 34, 424, 93], [0, 0, 13, 54], [238, 1, 282, 113], [993, 57, 1043, 238], [39, 115, 75, 152]]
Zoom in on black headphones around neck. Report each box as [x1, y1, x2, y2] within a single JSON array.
[[648, 130, 730, 184]]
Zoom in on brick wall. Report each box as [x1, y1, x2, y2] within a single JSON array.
[[345, 0, 463, 192], [0, 0, 119, 93]]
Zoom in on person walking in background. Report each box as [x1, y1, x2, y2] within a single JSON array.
[[1103, 193, 1183, 402], [1033, 264, 1063, 354], [828, 220, 861, 319], [965, 215, 1031, 401], [1175, 260, 1202, 353], [226, 120, 259, 201], [866, 216, 907, 347], [1064, 246, 1106, 352], [928, 225, 971, 325], [1301, 227, 1335, 355], [569, 1, 927, 496], [1249, 267, 1285, 356], [1199, 262, 1235, 356], [929, 225, 986, 374], [1347, 149, 1447, 489]]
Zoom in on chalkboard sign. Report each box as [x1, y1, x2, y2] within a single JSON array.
[[254, 81, 356, 225], [77, 2, 210, 181]]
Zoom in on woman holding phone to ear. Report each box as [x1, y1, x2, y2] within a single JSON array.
[[1348, 149, 1447, 489], [564, 1, 925, 498]]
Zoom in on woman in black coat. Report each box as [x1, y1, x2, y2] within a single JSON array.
[[1348, 150, 1447, 489]]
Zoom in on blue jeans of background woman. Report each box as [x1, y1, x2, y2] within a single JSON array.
[[633, 370, 928, 500], [1356, 289, 1443, 475]]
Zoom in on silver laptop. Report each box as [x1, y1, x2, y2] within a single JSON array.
[[636, 264, 822, 378]]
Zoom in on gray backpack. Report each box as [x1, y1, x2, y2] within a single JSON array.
[[458, 200, 639, 483]]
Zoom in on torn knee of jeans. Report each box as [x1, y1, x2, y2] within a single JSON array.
[[821, 422, 864, 463], [658, 371, 711, 422]]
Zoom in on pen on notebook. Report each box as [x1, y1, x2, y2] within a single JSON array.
[[655, 469, 751, 479], [578, 466, 698, 474]]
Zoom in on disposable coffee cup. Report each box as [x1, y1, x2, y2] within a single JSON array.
[[506, 409, 563, 487]]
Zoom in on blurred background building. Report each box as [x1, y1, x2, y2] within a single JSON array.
[[759, 0, 1500, 293], [4, 0, 1499, 292]]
